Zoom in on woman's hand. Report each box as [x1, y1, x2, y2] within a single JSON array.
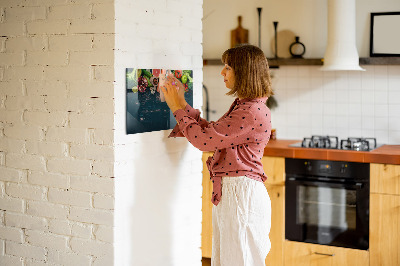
[[169, 75, 187, 108], [161, 75, 186, 113]]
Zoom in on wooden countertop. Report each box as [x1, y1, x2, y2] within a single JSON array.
[[263, 139, 400, 165]]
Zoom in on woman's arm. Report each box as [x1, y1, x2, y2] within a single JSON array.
[[172, 106, 257, 152], [168, 103, 211, 137], [162, 76, 211, 137], [163, 79, 266, 151]]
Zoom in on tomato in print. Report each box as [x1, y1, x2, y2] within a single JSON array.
[[174, 70, 183, 79]]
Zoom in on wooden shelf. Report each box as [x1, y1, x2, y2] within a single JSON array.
[[202, 59, 223, 66], [359, 57, 400, 65], [268, 58, 323, 67], [203, 58, 323, 67], [203, 57, 400, 67]]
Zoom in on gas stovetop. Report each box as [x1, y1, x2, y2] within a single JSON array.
[[289, 135, 382, 151]]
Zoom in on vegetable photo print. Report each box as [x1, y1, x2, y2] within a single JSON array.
[[126, 68, 194, 134]]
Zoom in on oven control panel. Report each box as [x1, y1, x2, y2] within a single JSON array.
[[286, 158, 369, 180], [318, 162, 331, 173]]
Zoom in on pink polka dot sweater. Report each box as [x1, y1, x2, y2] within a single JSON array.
[[169, 97, 272, 206]]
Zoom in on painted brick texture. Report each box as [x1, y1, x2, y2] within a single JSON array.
[[113, 0, 203, 265], [1, 0, 204, 265], [0, 0, 115, 265]]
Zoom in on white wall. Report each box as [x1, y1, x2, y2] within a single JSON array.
[[0, 0, 115, 265], [203, 0, 400, 58], [203, 0, 326, 59], [1, 0, 204, 265], [203, 0, 400, 145], [113, 0, 203, 265], [204, 65, 400, 144], [271, 65, 400, 144]]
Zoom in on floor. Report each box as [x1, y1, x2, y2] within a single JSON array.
[[202, 257, 211, 266]]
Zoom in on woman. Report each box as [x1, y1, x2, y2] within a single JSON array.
[[161, 44, 273, 266]]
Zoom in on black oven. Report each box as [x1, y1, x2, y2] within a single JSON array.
[[285, 158, 369, 250]]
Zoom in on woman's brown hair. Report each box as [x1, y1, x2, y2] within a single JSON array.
[[221, 44, 273, 99]]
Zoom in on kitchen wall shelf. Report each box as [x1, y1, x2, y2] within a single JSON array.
[[203, 58, 323, 68], [268, 58, 323, 67], [203, 57, 400, 67], [359, 57, 400, 65]]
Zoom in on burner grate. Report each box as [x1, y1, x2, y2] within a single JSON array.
[[301, 135, 339, 149], [296, 136, 378, 151], [340, 137, 377, 151]]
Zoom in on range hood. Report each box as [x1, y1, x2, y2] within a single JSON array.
[[320, 0, 365, 71]]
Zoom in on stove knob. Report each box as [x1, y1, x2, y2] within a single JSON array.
[[340, 164, 347, 174], [305, 162, 312, 171]]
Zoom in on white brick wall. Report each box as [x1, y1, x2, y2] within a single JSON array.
[[69, 207, 113, 226], [47, 250, 92, 266], [1, 0, 204, 265], [25, 229, 69, 251], [5, 241, 47, 261], [113, 0, 203, 265], [0, 0, 115, 265], [0, 225, 24, 243], [5, 213, 48, 231]]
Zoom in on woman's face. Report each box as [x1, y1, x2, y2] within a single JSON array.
[[221, 64, 235, 89]]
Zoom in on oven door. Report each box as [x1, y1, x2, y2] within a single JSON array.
[[285, 177, 369, 250]]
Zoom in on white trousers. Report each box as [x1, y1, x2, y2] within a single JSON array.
[[212, 176, 271, 266]]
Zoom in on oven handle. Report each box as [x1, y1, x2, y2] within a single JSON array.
[[286, 177, 364, 189], [314, 252, 335, 257]]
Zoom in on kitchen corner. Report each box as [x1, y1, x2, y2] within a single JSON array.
[[202, 0, 400, 264], [202, 139, 400, 265]]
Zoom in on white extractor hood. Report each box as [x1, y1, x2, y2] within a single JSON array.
[[320, 0, 365, 71]]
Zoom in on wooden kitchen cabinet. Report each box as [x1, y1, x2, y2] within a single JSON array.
[[201, 154, 286, 266], [264, 184, 285, 266], [262, 156, 285, 266], [202, 152, 213, 258], [284, 241, 369, 266], [370, 193, 400, 266], [370, 163, 400, 266], [261, 156, 285, 185], [370, 163, 400, 195]]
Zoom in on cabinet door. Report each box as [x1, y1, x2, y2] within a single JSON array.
[[370, 193, 400, 266], [284, 241, 369, 266], [370, 164, 400, 195], [202, 152, 213, 258], [264, 184, 284, 266], [262, 156, 285, 185]]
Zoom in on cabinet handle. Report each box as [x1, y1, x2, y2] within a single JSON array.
[[314, 252, 335, 257]]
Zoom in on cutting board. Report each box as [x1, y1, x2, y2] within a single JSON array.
[[231, 16, 249, 48]]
